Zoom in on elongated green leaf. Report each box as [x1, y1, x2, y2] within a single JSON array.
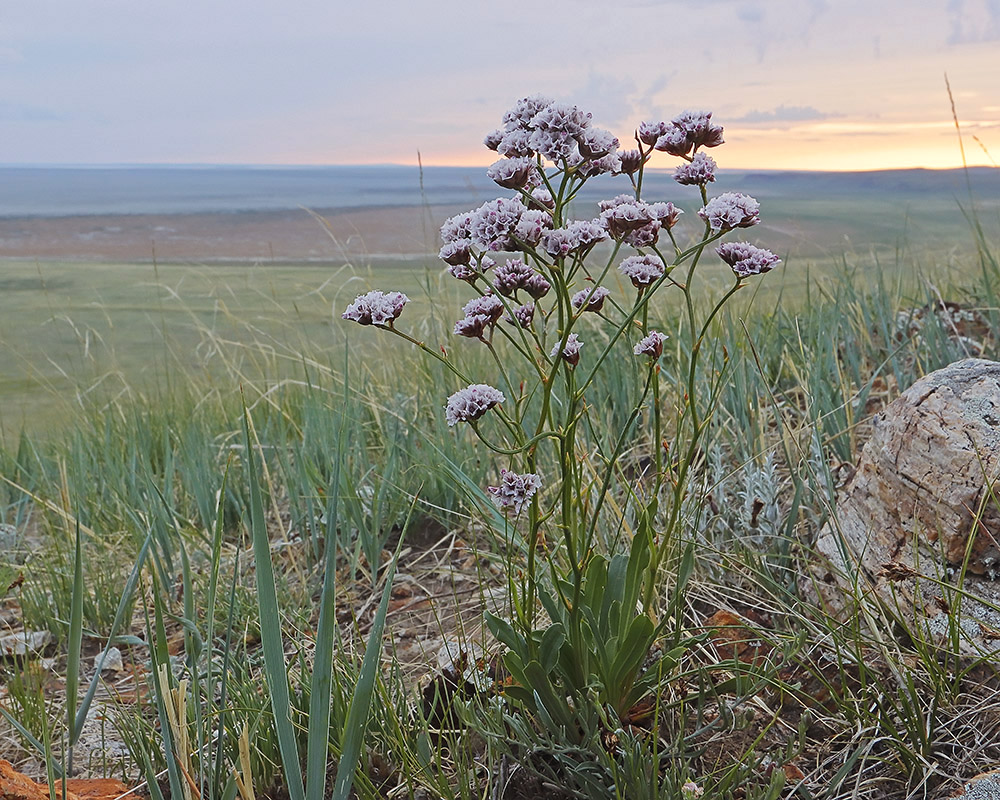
[[148, 574, 185, 800], [485, 611, 528, 662], [305, 395, 346, 800], [522, 660, 574, 731], [609, 615, 655, 704], [332, 535, 404, 800], [243, 404, 306, 800], [538, 586, 565, 630], [581, 557, 608, 616], [74, 531, 153, 739], [623, 529, 650, 611], [65, 520, 84, 769], [206, 460, 232, 800], [501, 684, 536, 708], [538, 623, 566, 674]]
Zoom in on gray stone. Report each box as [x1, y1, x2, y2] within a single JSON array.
[[810, 358, 1000, 653]]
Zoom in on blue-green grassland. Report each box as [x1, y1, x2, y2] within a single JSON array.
[[1, 164, 999, 800]]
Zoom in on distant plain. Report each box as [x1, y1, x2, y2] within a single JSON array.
[[0, 166, 997, 439]]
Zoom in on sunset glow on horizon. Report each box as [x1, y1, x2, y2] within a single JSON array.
[[377, 117, 999, 173]]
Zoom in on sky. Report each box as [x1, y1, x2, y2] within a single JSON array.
[[1, 0, 998, 171]]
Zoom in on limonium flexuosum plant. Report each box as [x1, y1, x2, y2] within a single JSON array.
[[343, 95, 779, 730]]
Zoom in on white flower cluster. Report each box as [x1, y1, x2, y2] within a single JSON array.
[[618, 254, 665, 288], [444, 383, 505, 426], [487, 468, 543, 515], [341, 290, 409, 326]]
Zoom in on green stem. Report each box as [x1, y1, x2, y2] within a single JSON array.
[[583, 363, 657, 552], [577, 232, 725, 398], [469, 426, 562, 456], [641, 274, 744, 612]]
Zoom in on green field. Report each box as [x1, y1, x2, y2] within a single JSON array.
[[1, 217, 991, 443], [1, 175, 1000, 798], [0, 258, 470, 439]]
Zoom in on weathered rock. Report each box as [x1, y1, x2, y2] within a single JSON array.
[[0, 630, 51, 657], [950, 768, 1000, 799], [811, 358, 1000, 652]]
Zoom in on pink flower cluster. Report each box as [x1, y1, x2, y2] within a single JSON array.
[[505, 302, 535, 329], [698, 193, 760, 233], [487, 469, 543, 515], [454, 294, 505, 339], [341, 290, 410, 327], [551, 333, 583, 366], [485, 94, 620, 171], [618, 254, 665, 288], [674, 152, 717, 186], [486, 157, 538, 190], [634, 330, 668, 360], [445, 384, 505, 426], [541, 220, 608, 258], [638, 111, 724, 157], [715, 242, 781, 277], [493, 258, 551, 299], [599, 195, 682, 247], [571, 286, 610, 312], [446, 255, 494, 283]]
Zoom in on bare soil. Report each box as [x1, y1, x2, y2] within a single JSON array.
[[0, 205, 470, 264]]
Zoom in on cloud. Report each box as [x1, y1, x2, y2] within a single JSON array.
[[734, 105, 836, 124], [633, 73, 676, 122], [947, 0, 1000, 43], [571, 73, 639, 129]]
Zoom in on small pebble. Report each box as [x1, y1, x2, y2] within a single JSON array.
[[95, 645, 124, 673]]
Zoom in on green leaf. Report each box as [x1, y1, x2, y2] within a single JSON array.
[[243, 403, 306, 800], [501, 650, 530, 691], [148, 575, 185, 800], [332, 534, 405, 800], [486, 611, 529, 663], [609, 614, 655, 698], [0, 706, 64, 779], [623, 530, 651, 610], [538, 585, 565, 629], [538, 623, 566, 674], [306, 395, 346, 800], [74, 531, 153, 741], [502, 684, 537, 708], [522, 660, 574, 731], [582, 555, 608, 613], [65, 520, 84, 761]]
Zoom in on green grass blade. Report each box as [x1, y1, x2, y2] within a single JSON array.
[[73, 530, 153, 739], [207, 458, 233, 800], [64, 519, 84, 771], [243, 401, 306, 800], [305, 403, 346, 800], [332, 533, 405, 800], [147, 573, 185, 800]]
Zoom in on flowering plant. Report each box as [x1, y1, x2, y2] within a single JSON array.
[[342, 95, 779, 746]]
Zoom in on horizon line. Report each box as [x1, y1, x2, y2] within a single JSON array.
[[0, 162, 994, 175]]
